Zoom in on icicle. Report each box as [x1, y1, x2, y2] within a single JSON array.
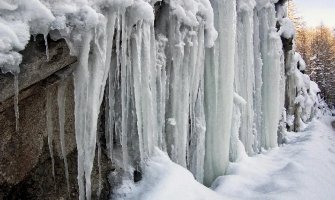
[[253, 8, 263, 153], [74, 31, 91, 200], [132, 20, 145, 165], [165, 17, 189, 167], [120, 12, 129, 172], [97, 133, 102, 199], [57, 80, 70, 194], [14, 73, 19, 133], [46, 88, 55, 179], [115, 12, 121, 91], [148, 23, 159, 155], [155, 34, 168, 152], [204, 0, 237, 186], [257, 2, 283, 149], [44, 34, 49, 61], [187, 21, 206, 183], [141, 22, 156, 158], [72, 8, 116, 198], [105, 12, 117, 161], [235, 0, 256, 155]]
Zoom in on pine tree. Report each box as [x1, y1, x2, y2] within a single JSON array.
[[309, 25, 335, 106]]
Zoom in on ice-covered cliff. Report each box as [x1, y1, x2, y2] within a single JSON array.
[[0, 0, 323, 199]]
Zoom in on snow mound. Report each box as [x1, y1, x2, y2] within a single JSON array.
[[114, 149, 222, 200]]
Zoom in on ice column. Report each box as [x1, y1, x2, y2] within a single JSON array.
[[46, 88, 55, 179], [253, 8, 263, 152], [105, 12, 117, 161], [131, 20, 158, 166], [257, 1, 283, 149], [235, 0, 256, 155], [187, 22, 206, 182], [73, 12, 113, 199], [164, 16, 207, 172], [164, 17, 190, 168], [204, 0, 237, 186]]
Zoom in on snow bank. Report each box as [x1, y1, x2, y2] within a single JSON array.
[[114, 118, 335, 200], [113, 149, 222, 200], [214, 117, 335, 200]]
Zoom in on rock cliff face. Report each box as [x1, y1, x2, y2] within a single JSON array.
[[0, 35, 121, 199], [0, 0, 322, 199], [0, 35, 92, 199]]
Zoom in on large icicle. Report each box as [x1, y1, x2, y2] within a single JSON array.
[[73, 11, 112, 199], [46, 88, 55, 179], [253, 7, 263, 153], [165, 16, 189, 168], [257, 1, 284, 149], [155, 33, 168, 152], [120, 12, 130, 172], [235, 0, 256, 155], [105, 13, 117, 161], [57, 79, 70, 194], [132, 21, 158, 166], [187, 21, 207, 183], [204, 0, 237, 186]]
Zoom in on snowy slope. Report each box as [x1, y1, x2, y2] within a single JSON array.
[[214, 117, 335, 200], [117, 117, 335, 200]]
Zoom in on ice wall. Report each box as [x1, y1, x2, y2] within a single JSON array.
[[0, 0, 323, 198]]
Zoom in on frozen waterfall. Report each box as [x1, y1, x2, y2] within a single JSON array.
[[0, 0, 323, 199]]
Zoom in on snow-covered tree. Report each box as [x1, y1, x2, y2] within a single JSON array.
[[309, 25, 335, 107]]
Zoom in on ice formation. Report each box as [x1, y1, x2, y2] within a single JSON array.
[[0, 0, 324, 199], [57, 78, 70, 194], [258, 0, 284, 150], [46, 88, 55, 179]]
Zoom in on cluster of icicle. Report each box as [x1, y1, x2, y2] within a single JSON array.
[[0, 0, 323, 199], [285, 51, 321, 132]]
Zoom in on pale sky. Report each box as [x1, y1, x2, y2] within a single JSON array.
[[294, 0, 335, 28]]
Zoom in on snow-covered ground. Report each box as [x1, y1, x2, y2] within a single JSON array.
[[214, 117, 335, 200], [117, 117, 335, 200]]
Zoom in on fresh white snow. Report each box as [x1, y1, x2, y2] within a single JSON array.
[[118, 117, 335, 200], [113, 149, 223, 200], [214, 117, 335, 200]]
